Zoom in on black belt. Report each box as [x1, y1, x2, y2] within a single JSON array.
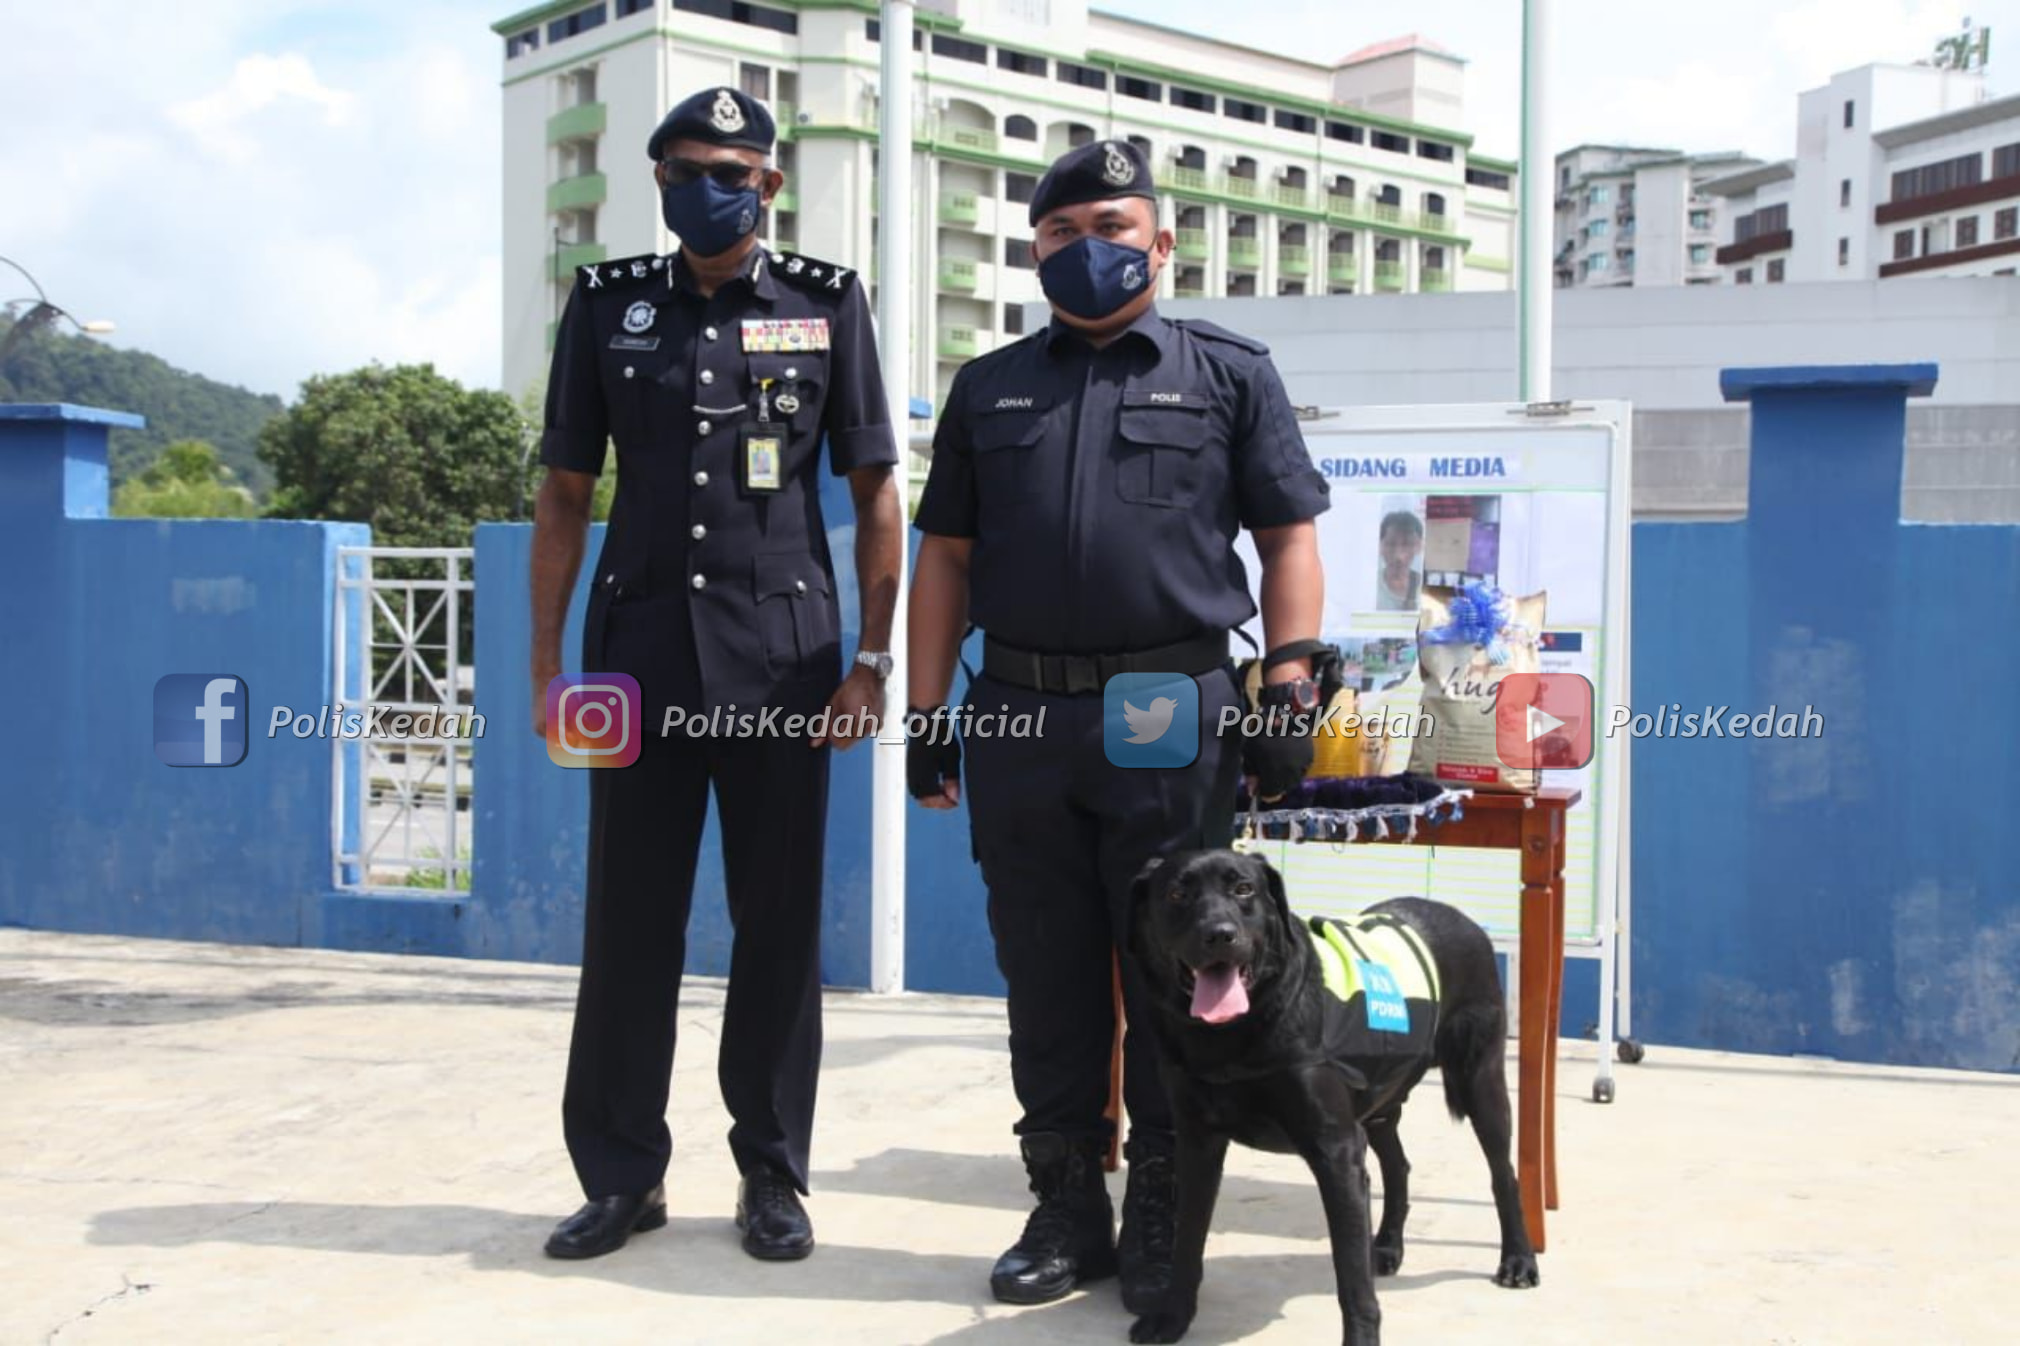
[[982, 631, 1229, 696]]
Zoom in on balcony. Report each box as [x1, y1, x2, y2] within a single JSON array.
[[546, 172, 607, 213], [939, 192, 979, 227], [1174, 281, 1207, 298], [548, 241, 607, 281], [1327, 253, 1358, 284], [1223, 174, 1260, 201], [1278, 244, 1311, 276], [546, 102, 607, 145], [937, 257, 979, 292], [772, 101, 796, 136], [1875, 172, 2020, 225], [1716, 228, 1794, 266], [1325, 192, 1357, 220], [1373, 260, 1405, 291], [1168, 165, 1210, 194], [938, 325, 982, 360], [1271, 183, 1310, 210], [940, 124, 998, 155], [1421, 267, 1452, 292], [1175, 227, 1210, 261], [1227, 237, 1261, 270], [1468, 253, 1511, 273]]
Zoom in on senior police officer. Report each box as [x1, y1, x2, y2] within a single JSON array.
[[531, 86, 901, 1263], [906, 138, 1330, 1311]]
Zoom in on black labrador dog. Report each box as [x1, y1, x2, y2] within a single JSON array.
[[1125, 849, 1538, 1345]]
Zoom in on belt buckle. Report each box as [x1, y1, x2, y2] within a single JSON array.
[[1063, 658, 1101, 696]]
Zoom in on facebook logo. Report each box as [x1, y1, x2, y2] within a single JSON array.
[[154, 675, 249, 767]]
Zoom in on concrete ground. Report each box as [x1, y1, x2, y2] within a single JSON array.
[[3, 930, 2017, 1346]]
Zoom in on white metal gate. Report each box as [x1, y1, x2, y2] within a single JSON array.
[[332, 546, 476, 895]]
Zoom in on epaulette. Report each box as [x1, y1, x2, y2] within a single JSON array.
[[1175, 318, 1270, 355], [576, 252, 667, 292], [766, 249, 860, 295]]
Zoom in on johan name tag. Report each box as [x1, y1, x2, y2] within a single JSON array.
[[742, 426, 784, 493], [609, 335, 660, 351], [740, 317, 831, 353]]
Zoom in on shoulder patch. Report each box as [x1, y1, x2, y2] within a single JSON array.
[[1176, 318, 1270, 355], [769, 250, 858, 295], [577, 252, 666, 291]]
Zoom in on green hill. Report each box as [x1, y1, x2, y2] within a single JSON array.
[[0, 318, 285, 497]]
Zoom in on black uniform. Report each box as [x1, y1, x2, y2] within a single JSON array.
[[542, 240, 895, 1199], [914, 303, 1329, 1146]]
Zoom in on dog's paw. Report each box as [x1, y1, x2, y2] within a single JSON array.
[[1493, 1252, 1540, 1288], [1372, 1235, 1405, 1276], [1129, 1310, 1194, 1344]]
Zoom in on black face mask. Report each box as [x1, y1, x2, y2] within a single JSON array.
[[661, 174, 761, 257]]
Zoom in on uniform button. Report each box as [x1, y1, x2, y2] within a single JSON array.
[[704, 326, 719, 341], [694, 470, 709, 486], [623, 366, 635, 379], [698, 420, 712, 435], [785, 366, 799, 380], [605, 573, 615, 584], [691, 574, 707, 591], [794, 579, 807, 594], [691, 524, 707, 540], [699, 370, 715, 385]]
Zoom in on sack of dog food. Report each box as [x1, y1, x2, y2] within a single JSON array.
[[1408, 584, 1547, 794]]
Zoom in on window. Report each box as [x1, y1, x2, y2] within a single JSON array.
[[862, 18, 923, 46], [1766, 258, 1784, 283], [549, 3, 607, 42], [1894, 229, 1915, 259], [1416, 139, 1455, 163], [505, 27, 540, 57], [998, 48, 1047, 77], [1996, 207, 2018, 240], [931, 34, 987, 64], [1005, 171, 1037, 203], [1002, 303, 1025, 336], [1996, 142, 2020, 179], [1587, 184, 1611, 206], [1843, 99, 1855, 129], [1689, 209, 1712, 231], [1587, 254, 1609, 273], [1736, 267, 1753, 284], [1690, 244, 1711, 264], [1169, 86, 1214, 113], [1127, 134, 1152, 160], [1371, 130, 1409, 154], [673, 0, 797, 33], [1376, 183, 1401, 207], [1176, 145, 1207, 170], [1424, 245, 1446, 269], [1957, 216, 1980, 248], [1325, 120, 1364, 144], [616, 0, 652, 14], [740, 63, 770, 100], [1733, 203, 1788, 242], [1056, 60, 1107, 91], [1465, 167, 1510, 191], [1117, 74, 1159, 101], [1004, 115, 1037, 142], [1891, 153, 1983, 202], [1587, 219, 1610, 240], [1424, 192, 1446, 217], [1223, 98, 1266, 124], [1840, 178, 1852, 208], [1838, 237, 1849, 266], [1278, 279, 1305, 295], [1228, 273, 1257, 297], [1375, 238, 1401, 262], [1275, 108, 1315, 134], [1066, 123, 1095, 148], [1003, 236, 1035, 270]]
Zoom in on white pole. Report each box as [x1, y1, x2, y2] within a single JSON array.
[[1518, 0, 1553, 402], [870, 0, 914, 995]]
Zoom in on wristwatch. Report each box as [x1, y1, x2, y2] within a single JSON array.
[[1258, 677, 1320, 714], [854, 650, 894, 679]]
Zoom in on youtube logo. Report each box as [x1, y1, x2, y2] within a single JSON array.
[[1493, 673, 1594, 770]]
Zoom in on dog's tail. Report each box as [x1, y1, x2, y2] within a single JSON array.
[[1434, 1001, 1505, 1123]]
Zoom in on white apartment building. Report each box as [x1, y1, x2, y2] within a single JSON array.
[[1701, 61, 2018, 285], [493, 0, 1519, 408], [1552, 145, 1760, 288]]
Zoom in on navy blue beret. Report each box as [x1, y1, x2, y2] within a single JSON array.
[[647, 86, 775, 159], [1028, 139, 1157, 225]]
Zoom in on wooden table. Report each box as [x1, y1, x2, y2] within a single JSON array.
[[1105, 785, 1578, 1253]]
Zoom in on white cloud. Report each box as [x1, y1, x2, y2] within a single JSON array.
[[168, 53, 357, 164]]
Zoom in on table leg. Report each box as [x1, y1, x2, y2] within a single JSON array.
[[1105, 953, 1124, 1173], [1517, 814, 1557, 1253], [1544, 817, 1566, 1213]]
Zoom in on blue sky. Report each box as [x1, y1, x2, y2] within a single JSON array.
[[1, 1, 2008, 402]]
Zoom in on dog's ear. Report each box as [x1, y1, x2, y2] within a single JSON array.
[[1259, 856, 1299, 934]]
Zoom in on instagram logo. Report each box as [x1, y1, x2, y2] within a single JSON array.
[[547, 673, 641, 769]]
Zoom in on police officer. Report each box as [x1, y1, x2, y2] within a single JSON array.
[[531, 86, 901, 1263], [906, 139, 1330, 1310]]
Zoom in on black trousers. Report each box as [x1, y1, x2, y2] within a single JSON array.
[[562, 592, 829, 1199], [962, 666, 1243, 1148]]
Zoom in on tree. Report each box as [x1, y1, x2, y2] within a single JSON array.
[[111, 439, 257, 519], [259, 363, 537, 547]]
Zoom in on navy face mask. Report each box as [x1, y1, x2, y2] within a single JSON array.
[[1037, 235, 1155, 321], [661, 174, 762, 258]]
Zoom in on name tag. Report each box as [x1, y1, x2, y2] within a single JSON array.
[[1122, 389, 1208, 410], [1356, 960, 1411, 1034], [609, 335, 660, 351], [741, 318, 831, 353]]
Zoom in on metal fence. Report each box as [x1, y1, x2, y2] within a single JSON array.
[[332, 547, 476, 896]]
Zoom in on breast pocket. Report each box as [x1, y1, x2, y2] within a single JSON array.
[[604, 348, 680, 447], [746, 353, 828, 459], [752, 552, 838, 680], [1115, 400, 1212, 508], [971, 410, 1049, 504]]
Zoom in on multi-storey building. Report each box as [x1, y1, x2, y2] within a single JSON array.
[[1552, 145, 1760, 288], [1702, 60, 2017, 285], [493, 0, 1519, 408]]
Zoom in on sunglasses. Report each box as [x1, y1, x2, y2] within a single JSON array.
[[660, 158, 765, 190]]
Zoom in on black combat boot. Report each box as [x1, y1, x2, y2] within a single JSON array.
[[989, 1132, 1118, 1304], [1117, 1135, 1177, 1314]]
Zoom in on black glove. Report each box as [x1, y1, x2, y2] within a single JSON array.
[[906, 704, 962, 800], [1244, 679, 1318, 801]]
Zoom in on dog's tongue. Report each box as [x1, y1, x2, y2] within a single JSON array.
[[1190, 964, 1249, 1023]]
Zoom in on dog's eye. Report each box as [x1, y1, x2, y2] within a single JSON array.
[[1163, 886, 1184, 905], [1233, 881, 1255, 898]]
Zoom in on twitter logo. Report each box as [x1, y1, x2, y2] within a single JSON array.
[[1105, 672, 1200, 768]]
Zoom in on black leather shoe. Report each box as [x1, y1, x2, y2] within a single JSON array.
[[543, 1185, 667, 1260], [1118, 1137, 1177, 1314], [989, 1133, 1117, 1305], [737, 1168, 814, 1261]]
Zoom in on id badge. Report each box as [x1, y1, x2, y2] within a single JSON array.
[[741, 424, 784, 494]]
